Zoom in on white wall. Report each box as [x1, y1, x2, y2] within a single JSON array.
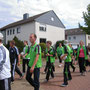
[[35, 22, 65, 45], [6, 22, 35, 45], [86, 34, 90, 46], [67, 34, 86, 45]]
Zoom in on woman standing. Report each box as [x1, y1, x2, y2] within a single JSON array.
[[76, 40, 87, 76]]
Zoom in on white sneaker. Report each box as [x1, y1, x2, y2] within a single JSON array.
[[83, 72, 86, 76], [43, 79, 48, 83], [11, 82, 14, 85], [58, 64, 62, 68], [42, 72, 46, 74], [80, 73, 83, 76]]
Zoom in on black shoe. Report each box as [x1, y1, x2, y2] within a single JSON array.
[[60, 83, 68, 87]]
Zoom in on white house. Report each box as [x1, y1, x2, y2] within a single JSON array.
[[0, 10, 65, 45], [65, 28, 90, 46]]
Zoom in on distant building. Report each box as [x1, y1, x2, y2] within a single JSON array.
[[65, 28, 90, 46], [0, 10, 65, 45]]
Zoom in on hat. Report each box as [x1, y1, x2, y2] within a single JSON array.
[[0, 33, 3, 40]]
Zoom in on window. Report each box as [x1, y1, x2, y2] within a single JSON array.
[[40, 38, 46, 43], [73, 36, 76, 40], [17, 27, 21, 34], [51, 17, 54, 21], [10, 29, 12, 35], [7, 30, 9, 35], [39, 24, 46, 32], [69, 37, 71, 40], [39, 26, 46, 31], [88, 36, 90, 40], [13, 29, 15, 34]]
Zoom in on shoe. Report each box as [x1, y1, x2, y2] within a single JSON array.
[[73, 68, 75, 72], [42, 72, 46, 74], [19, 74, 24, 80], [58, 64, 62, 68], [44, 79, 48, 83], [19, 76, 23, 80], [83, 72, 86, 76], [11, 82, 14, 84], [60, 83, 68, 87], [80, 73, 83, 76]]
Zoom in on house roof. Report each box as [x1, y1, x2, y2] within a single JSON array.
[[65, 28, 86, 35], [0, 10, 50, 31]]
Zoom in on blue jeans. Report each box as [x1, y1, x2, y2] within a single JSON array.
[[26, 67, 40, 90]]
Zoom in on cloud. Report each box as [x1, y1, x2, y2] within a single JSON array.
[[0, 0, 89, 29]]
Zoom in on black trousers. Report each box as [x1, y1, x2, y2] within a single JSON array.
[[22, 59, 29, 73], [26, 67, 40, 90], [44, 62, 55, 72], [58, 56, 62, 63], [44, 62, 48, 72], [46, 62, 54, 81], [11, 58, 22, 82], [70, 61, 75, 70], [78, 57, 86, 73], [0, 78, 11, 90], [63, 62, 72, 85]]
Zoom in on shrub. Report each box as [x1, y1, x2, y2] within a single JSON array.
[[39, 43, 46, 52], [55, 40, 65, 49], [5, 36, 24, 53]]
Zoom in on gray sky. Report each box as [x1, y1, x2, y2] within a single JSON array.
[[0, 0, 89, 29]]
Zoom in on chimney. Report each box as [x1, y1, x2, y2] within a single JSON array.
[[23, 13, 29, 20]]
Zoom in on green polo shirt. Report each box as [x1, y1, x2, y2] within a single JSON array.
[[46, 47, 55, 63], [23, 45, 30, 59], [56, 46, 64, 56], [28, 43, 42, 68], [64, 45, 72, 62]]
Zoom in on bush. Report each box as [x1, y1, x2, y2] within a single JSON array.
[[39, 43, 46, 58], [5, 41, 10, 50], [5, 36, 24, 53], [55, 40, 65, 49], [39, 43, 46, 52], [13, 36, 24, 53]]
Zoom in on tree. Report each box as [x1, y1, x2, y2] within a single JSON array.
[[39, 43, 46, 58], [79, 4, 90, 34], [5, 36, 24, 53], [13, 36, 24, 53], [39, 43, 46, 52], [55, 40, 64, 49]]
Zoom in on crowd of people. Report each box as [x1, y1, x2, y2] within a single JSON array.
[[0, 32, 90, 90]]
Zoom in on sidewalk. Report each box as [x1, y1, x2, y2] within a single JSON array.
[[11, 60, 90, 90]]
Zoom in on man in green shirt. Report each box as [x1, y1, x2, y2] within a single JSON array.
[[56, 43, 64, 67], [26, 34, 42, 90], [60, 43, 72, 87]]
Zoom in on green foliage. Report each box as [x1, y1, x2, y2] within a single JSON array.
[[79, 4, 90, 34], [5, 36, 24, 53], [13, 36, 24, 53], [5, 41, 10, 49], [39, 43, 46, 58], [55, 40, 64, 49], [39, 43, 46, 52]]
